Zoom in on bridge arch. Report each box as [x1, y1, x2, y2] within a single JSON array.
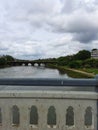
[[7, 61, 57, 67]]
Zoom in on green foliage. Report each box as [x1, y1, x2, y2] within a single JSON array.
[[56, 50, 91, 67], [39, 49, 91, 68], [56, 50, 91, 68], [0, 55, 14, 67], [0, 57, 7, 66], [83, 59, 98, 68], [82, 68, 98, 75], [68, 60, 82, 68], [57, 57, 67, 66], [74, 50, 91, 60], [47, 64, 93, 78], [5, 55, 14, 61], [57, 56, 74, 66]]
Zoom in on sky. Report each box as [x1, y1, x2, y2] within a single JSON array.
[[0, 0, 98, 60]]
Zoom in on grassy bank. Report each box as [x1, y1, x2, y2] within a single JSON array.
[[47, 64, 94, 78], [78, 68, 98, 75]]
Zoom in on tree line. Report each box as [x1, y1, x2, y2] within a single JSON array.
[[1, 49, 98, 69], [0, 55, 14, 67], [41, 50, 98, 69]]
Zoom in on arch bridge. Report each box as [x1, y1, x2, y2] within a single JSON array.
[[7, 61, 57, 66]]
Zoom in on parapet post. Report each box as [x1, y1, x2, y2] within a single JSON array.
[[95, 75, 98, 90], [95, 75, 98, 130]]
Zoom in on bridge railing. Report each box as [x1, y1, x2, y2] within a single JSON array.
[[0, 76, 98, 130], [0, 75, 98, 87]]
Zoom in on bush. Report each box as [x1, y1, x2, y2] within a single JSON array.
[[0, 57, 7, 66], [83, 59, 98, 68], [68, 60, 82, 68], [5, 55, 14, 61], [74, 50, 91, 60]]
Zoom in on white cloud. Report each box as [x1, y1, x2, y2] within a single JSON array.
[[0, 0, 98, 59]]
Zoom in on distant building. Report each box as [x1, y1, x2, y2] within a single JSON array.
[[91, 49, 98, 59]]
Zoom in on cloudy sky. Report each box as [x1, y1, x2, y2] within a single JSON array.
[[0, 0, 98, 59]]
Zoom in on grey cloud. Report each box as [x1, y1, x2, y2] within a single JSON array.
[[67, 17, 98, 33], [0, 47, 8, 51], [62, 0, 98, 13], [53, 43, 66, 48], [66, 17, 98, 43], [73, 32, 98, 43], [19, 53, 44, 60], [48, 10, 98, 43], [61, 0, 79, 13]]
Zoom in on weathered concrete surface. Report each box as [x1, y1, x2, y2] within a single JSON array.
[[0, 90, 98, 130], [0, 90, 98, 99]]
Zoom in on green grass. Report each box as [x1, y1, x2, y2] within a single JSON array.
[[60, 66, 94, 78], [79, 68, 98, 75]]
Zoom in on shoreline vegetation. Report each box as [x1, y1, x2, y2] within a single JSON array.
[[47, 64, 95, 78], [0, 49, 98, 78], [43, 49, 98, 78]]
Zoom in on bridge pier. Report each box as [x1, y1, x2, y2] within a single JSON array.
[[31, 63, 34, 66], [25, 63, 28, 66], [38, 63, 40, 66]]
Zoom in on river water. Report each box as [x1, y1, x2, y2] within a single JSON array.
[[0, 66, 69, 79]]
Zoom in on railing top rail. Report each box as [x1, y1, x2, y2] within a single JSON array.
[[0, 75, 98, 87]]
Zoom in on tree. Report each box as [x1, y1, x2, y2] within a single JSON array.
[[83, 59, 98, 68], [74, 50, 91, 60], [5, 55, 14, 61], [68, 60, 82, 68], [0, 57, 7, 66]]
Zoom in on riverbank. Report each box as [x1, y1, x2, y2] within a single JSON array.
[[47, 64, 95, 78]]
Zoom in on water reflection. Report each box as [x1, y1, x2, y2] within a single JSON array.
[[58, 69, 66, 75], [0, 66, 69, 79]]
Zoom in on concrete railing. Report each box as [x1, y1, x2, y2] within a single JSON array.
[[0, 76, 98, 130]]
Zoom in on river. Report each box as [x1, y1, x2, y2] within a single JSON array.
[[0, 66, 69, 79]]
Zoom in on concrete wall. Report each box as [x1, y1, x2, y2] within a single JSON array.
[[0, 90, 98, 130]]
